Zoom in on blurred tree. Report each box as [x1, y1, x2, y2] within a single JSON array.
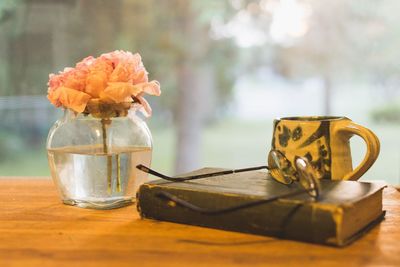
[[0, 0, 240, 174], [5, 0, 398, 173], [115, 0, 239, 173], [268, 0, 356, 115], [353, 1, 400, 101], [0, 0, 21, 95], [263, 0, 400, 115]]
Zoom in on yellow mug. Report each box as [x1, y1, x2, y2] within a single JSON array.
[[271, 116, 380, 181]]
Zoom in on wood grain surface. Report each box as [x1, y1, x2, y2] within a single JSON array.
[[0, 179, 399, 267]]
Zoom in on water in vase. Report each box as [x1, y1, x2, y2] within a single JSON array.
[[47, 145, 152, 209]]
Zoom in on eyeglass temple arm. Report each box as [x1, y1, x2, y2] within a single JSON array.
[[136, 164, 269, 182], [156, 189, 313, 215]]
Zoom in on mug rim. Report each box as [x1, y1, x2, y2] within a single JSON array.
[[276, 116, 348, 122]]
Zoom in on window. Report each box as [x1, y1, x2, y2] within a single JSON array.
[[0, 0, 398, 185]]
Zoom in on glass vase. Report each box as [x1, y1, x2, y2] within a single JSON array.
[[46, 103, 152, 209]]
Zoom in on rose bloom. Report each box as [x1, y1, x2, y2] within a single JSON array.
[[47, 50, 161, 115]]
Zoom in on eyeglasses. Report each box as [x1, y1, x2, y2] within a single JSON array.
[[136, 150, 321, 215]]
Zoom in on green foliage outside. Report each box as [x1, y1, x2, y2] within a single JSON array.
[[371, 99, 400, 123]]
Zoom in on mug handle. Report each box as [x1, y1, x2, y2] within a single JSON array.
[[335, 120, 380, 181]]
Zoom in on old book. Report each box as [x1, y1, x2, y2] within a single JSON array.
[[137, 168, 385, 247]]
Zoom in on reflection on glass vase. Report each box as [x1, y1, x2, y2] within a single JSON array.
[[46, 102, 152, 209]]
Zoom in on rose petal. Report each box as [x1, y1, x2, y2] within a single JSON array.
[[100, 82, 137, 103], [131, 69, 148, 84], [132, 81, 161, 96], [84, 57, 114, 97], [136, 95, 152, 117], [57, 87, 92, 113], [85, 72, 108, 97], [63, 69, 87, 92], [145, 80, 161, 96], [47, 87, 62, 107], [76, 56, 95, 69], [109, 63, 133, 83], [48, 73, 63, 92]]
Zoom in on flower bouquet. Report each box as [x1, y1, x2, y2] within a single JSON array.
[[46, 50, 160, 209]]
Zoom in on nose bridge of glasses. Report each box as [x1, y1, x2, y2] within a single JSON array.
[[267, 150, 297, 185], [267, 150, 321, 199], [294, 156, 321, 198]]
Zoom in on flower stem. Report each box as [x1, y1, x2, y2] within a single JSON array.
[[101, 119, 112, 194], [107, 156, 112, 194], [116, 154, 121, 192]]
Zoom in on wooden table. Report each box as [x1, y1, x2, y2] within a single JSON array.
[[0, 179, 399, 267]]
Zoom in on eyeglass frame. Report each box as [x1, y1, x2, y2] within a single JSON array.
[[136, 150, 321, 215]]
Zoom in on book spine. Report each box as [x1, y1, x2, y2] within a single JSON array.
[[137, 184, 340, 246]]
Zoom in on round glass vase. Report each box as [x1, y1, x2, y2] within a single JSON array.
[[46, 103, 152, 209]]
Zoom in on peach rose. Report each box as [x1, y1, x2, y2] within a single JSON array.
[[76, 56, 95, 69], [47, 85, 62, 107], [62, 68, 88, 92], [48, 87, 91, 113], [105, 51, 149, 84], [47, 50, 161, 116], [134, 81, 161, 96], [84, 57, 113, 97], [100, 82, 140, 103], [48, 73, 63, 95], [101, 50, 140, 67], [109, 62, 135, 83]]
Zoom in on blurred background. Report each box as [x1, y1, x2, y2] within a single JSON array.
[[0, 0, 399, 184]]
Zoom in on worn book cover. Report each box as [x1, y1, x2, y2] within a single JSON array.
[[137, 168, 385, 246]]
